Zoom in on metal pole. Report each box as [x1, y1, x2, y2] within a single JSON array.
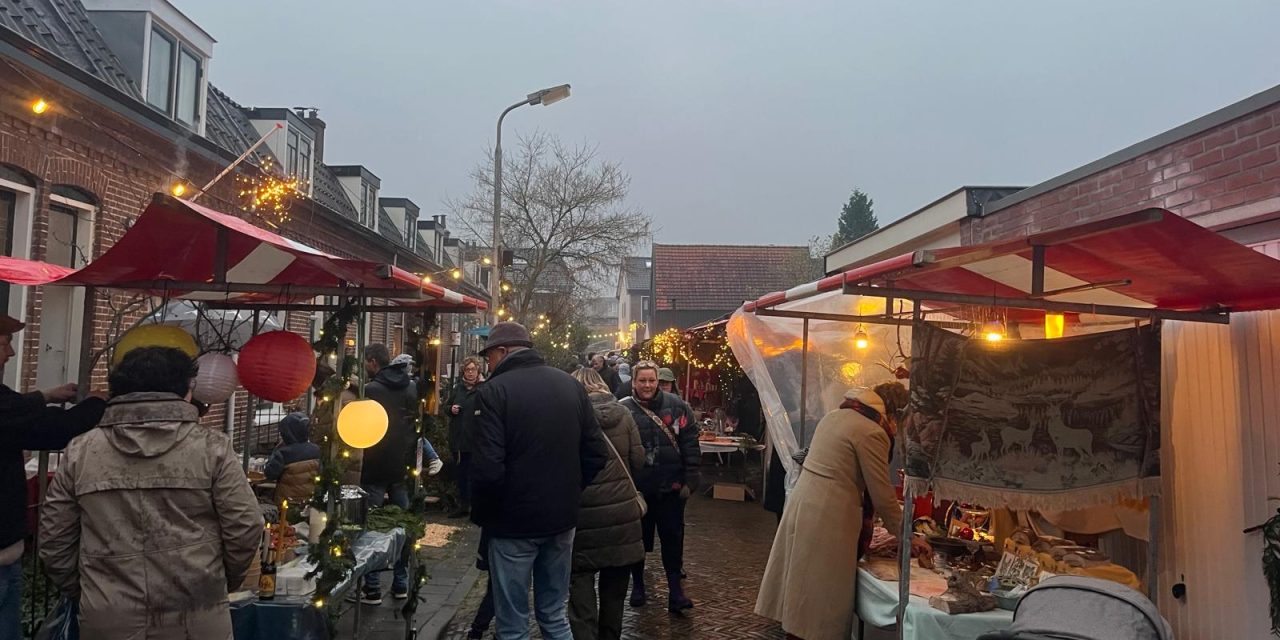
[[799, 318, 809, 447], [192, 123, 283, 201], [897, 304, 924, 640], [242, 309, 262, 471], [492, 100, 527, 324]]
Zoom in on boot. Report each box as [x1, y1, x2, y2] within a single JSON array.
[[667, 571, 693, 613], [629, 564, 646, 607]]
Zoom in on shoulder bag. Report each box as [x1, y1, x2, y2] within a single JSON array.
[[600, 430, 647, 517]]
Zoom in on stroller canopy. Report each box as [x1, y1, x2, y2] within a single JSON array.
[[1002, 576, 1173, 640]]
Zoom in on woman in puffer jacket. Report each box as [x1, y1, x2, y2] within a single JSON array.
[[566, 368, 646, 640]]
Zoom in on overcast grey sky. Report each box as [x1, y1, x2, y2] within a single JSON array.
[[185, 0, 1280, 247]]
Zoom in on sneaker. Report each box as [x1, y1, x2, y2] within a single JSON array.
[[359, 588, 383, 605], [392, 586, 409, 600]]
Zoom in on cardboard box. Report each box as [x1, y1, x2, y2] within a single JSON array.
[[713, 483, 750, 502]]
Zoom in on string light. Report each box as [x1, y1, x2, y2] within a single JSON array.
[[482, 257, 493, 265], [313, 599, 325, 609], [235, 160, 300, 228], [450, 268, 462, 280], [31, 98, 49, 114], [422, 275, 432, 284]]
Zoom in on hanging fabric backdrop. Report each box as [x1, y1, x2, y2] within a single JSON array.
[[904, 322, 1161, 511]]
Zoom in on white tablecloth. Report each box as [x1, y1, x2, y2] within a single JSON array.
[[854, 569, 1012, 640]]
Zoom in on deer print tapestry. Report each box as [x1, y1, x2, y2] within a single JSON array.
[[903, 322, 1161, 511]]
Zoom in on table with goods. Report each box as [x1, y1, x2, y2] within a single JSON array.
[[230, 484, 408, 640], [851, 502, 1142, 640]]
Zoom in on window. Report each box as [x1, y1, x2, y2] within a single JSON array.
[[641, 296, 651, 320], [146, 29, 173, 110], [286, 130, 299, 176], [405, 212, 416, 247], [146, 27, 203, 128], [361, 183, 377, 227], [175, 48, 200, 125], [298, 139, 312, 186], [0, 190, 14, 313]]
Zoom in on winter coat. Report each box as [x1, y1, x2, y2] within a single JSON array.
[[621, 391, 701, 496], [265, 413, 321, 503], [361, 365, 420, 487], [572, 392, 645, 573], [755, 407, 903, 640], [446, 378, 481, 455], [40, 392, 263, 640], [0, 387, 105, 553], [597, 366, 622, 394], [613, 379, 632, 401], [471, 349, 609, 539]]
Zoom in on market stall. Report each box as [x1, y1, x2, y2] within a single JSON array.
[[1, 193, 486, 639], [730, 208, 1280, 640]]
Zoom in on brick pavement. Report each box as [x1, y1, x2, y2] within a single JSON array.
[[440, 492, 785, 640]]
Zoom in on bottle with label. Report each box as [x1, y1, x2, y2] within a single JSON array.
[[258, 545, 277, 600]]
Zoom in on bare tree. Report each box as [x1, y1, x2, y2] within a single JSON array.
[[448, 132, 650, 320]]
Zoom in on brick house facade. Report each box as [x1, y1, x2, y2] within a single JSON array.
[[0, 2, 486, 451]]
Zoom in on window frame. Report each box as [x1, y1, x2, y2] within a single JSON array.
[[145, 24, 204, 129]]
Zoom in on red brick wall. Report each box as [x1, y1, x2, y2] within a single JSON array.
[[965, 101, 1280, 243], [0, 60, 455, 450]]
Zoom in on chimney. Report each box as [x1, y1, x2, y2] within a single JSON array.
[[303, 109, 326, 163]]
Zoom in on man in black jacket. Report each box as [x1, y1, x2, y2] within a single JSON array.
[[472, 322, 608, 640], [591, 355, 622, 395], [358, 344, 419, 605], [620, 360, 700, 612], [0, 314, 107, 638]]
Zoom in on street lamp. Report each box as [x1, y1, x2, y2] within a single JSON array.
[[491, 83, 571, 323]]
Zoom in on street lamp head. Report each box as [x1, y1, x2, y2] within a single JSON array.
[[528, 84, 571, 107]]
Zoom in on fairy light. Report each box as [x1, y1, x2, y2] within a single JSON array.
[[422, 274, 432, 284], [450, 268, 463, 280], [982, 320, 1005, 342], [313, 599, 325, 609], [236, 161, 300, 227]]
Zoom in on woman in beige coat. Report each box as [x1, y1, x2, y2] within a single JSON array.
[[755, 387, 929, 640]]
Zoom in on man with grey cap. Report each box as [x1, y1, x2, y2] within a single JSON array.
[[471, 322, 609, 640]]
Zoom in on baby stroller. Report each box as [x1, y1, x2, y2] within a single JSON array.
[[977, 576, 1174, 640]]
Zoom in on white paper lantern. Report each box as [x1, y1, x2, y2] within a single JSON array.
[[194, 352, 239, 404]]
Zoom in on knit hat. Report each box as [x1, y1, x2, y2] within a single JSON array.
[[390, 353, 414, 368], [480, 322, 534, 355]]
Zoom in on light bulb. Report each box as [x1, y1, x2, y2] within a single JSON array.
[[170, 183, 187, 197], [422, 275, 432, 284], [854, 329, 869, 350], [31, 99, 49, 114], [982, 320, 1005, 342]]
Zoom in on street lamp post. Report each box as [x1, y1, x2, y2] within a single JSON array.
[[491, 83, 571, 324]]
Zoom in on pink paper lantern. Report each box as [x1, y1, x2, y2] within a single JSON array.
[[237, 331, 316, 403], [193, 352, 239, 404]]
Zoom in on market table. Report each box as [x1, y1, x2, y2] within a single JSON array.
[[230, 528, 406, 640], [853, 567, 1012, 640]]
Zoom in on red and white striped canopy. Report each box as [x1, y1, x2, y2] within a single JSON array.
[[745, 208, 1280, 317], [0, 194, 487, 311]]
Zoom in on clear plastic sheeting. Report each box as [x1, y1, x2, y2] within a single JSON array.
[[727, 291, 913, 488]]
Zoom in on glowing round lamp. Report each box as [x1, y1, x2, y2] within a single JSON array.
[[193, 352, 239, 404], [853, 329, 869, 350], [337, 399, 388, 449], [113, 324, 198, 366], [237, 330, 316, 402]]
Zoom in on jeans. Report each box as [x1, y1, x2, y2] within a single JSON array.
[[488, 530, 575, 640], [640, 492, 686, 574], [362, 483, 410, 592], [568, 566, 630, 640], [0, 561, 19, 640]]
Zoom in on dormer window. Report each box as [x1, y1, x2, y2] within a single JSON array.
[[404, 211, 416, 247], [359, 183, 377, 228], [145, 25, 204, 129], [286, 129, 313, 187]]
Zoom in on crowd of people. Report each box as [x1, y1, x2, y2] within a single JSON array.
[[1, 302, 925, 640], [452, 322, 702, 640]]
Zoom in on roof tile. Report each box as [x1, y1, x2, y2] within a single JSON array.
[[652, 244, 820, 311]]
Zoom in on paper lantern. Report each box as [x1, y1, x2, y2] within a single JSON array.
[[193, 352, 239, 404], [113, 324, 198, 366], [237, 331, 316, 402], [337, 399, 388, 449]]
